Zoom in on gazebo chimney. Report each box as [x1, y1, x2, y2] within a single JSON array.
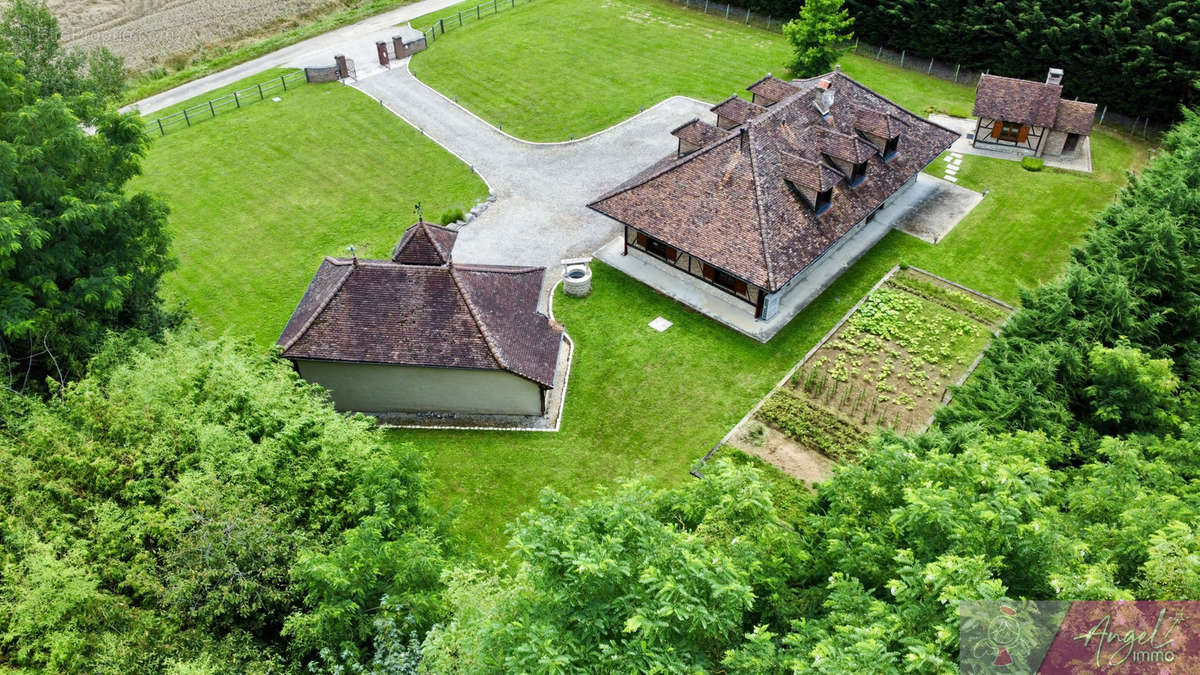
[[814, 79, 835, 116], [1046, 67, 1064, 86]]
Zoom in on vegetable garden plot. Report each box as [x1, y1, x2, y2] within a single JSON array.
[[746, 267, 1012, 463]]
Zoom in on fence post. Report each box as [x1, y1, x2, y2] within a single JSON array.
[[157, 118, 164, 136], [234, 91, 240, 108], [1098, 105, 1107, 125], [953, 64, 960, 83], [439, 19, 445, 34], [900, 50, 905, 68], [745, 7, 750, 23], [209, 100, 216, 118], [493, 0, 497, 12], [704, 0, 708, 13], [854, 37, 859, 52], [281, 75, 287, 91], [258, 83, 264, 100], [458, 11, 462, 25], [477, 4, 481, 18], [183, 109, 190, 127], [876, 45, 882, 58], [725, 4, 730, 18]]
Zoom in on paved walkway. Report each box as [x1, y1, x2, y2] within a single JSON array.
[[124, 0, 462, 115], [354, 63, 712, 305]]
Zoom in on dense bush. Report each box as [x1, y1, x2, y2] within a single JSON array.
[[1020, 156, 1044, 171], [0, 333, 447, 671], [439, 208, 465, 225]]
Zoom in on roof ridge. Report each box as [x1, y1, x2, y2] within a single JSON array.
[[453, 263, 545, 274], [669, 116, 703, 135], [448, 265, 506, 373], [278, 261, 354, 353], [745, 125, 776, 290]]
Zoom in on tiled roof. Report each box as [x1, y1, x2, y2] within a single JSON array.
[[815, 126, 877, 163], [973, 74, 1062, 127], [781, 152, 840, 192], [671, 118, 731, 148], [278, 224, 562, 388], [1053, 99, 1097, 135], [392, 220, 457, 264], [747, 74, 798, 104], [852, 106, 906, 139], [589, 71, 958, 292], [711, 95, 766, 125]]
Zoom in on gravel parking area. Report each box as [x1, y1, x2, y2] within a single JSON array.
[[354, 64, 712, 305]]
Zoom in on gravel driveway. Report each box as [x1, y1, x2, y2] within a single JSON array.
[[354, 64, 712, 296]]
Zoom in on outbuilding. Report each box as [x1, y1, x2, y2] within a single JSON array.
[[277, 221, 565, 416]]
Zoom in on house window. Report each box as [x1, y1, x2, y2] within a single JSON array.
[[883, 136, 899, 160], [703, 264, 748, 296], [644, 236, 677, 262], [815, 188, 832, 215], [998, 122, 1024, 142], [849, 161, 867, 187]]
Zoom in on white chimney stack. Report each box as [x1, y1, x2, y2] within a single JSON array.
[[1046, 67, 1064, 86], [814, 79, 835, 115]]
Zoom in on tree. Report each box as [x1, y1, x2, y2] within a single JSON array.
[[0, 0, 126, 110], [782, 0, 854, 77], [0, 333, 447, 671], [422, 460, 807, 673], [1084, 342, 1179, 434], [0, 52, 173, 388]]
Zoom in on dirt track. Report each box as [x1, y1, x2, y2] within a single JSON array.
[[49, 0, 354, 70]]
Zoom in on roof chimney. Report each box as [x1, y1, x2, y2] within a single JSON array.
[[348, 245, 358, 266], [739, 126, 748, 152], [1046, 67, 1064, 86], [814, 79, 835, 116]]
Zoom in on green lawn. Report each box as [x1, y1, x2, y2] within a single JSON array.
[[409, 0, 976, 141], [133, 73, 488, 345], [394, 126, 1146, 558]]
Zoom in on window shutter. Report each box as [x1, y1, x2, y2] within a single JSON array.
[[1017, 125, 1029, 143], [635, 232, 647, 247], [734, 280, 748, 295], [991, 120, 1003, 138]]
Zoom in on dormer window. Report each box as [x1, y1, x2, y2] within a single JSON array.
[[815, 188, 832, 215], [883, 136, 899, 160], [849, 161, 867, 187]]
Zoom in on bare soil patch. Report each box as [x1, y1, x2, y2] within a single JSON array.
[[732, 425, 834, 487], [48, 0, 350, 71]]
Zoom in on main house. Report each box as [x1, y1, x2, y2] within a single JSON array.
[[971, 68, 1096, 157], [277, 221, 565, 416], [589, 69, 957, 334]]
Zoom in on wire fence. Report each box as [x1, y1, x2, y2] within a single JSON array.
[[419, 0, 535, 43], [146, 70, 307, 136]]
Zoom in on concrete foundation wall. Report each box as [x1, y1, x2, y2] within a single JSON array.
[[1042, 129, 1069, 156], [295, 360, 545, 415]]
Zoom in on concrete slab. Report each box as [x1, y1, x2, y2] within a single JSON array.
[[890, 173, 982, 243], [930, 114, 1093, 172], [649, 317, 673, 332]]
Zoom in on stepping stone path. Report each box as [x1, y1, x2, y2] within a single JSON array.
[[649, 316, 673, 332], [941, 153, 963, 183]]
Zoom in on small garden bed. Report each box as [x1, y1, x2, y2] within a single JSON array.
[[741, 267, 1012, 471]]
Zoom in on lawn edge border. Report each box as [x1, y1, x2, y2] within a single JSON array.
[[401, 60, 713, 146], [377, 279, 575, 432], [691, 265, 902, 478]]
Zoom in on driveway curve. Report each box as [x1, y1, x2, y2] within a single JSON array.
[[354, 64, 712, 292]]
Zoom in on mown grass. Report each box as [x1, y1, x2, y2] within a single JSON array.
[[132, 74, 488, 345], [409, 0, 976, 141], [392, 125, 1145, 557]]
